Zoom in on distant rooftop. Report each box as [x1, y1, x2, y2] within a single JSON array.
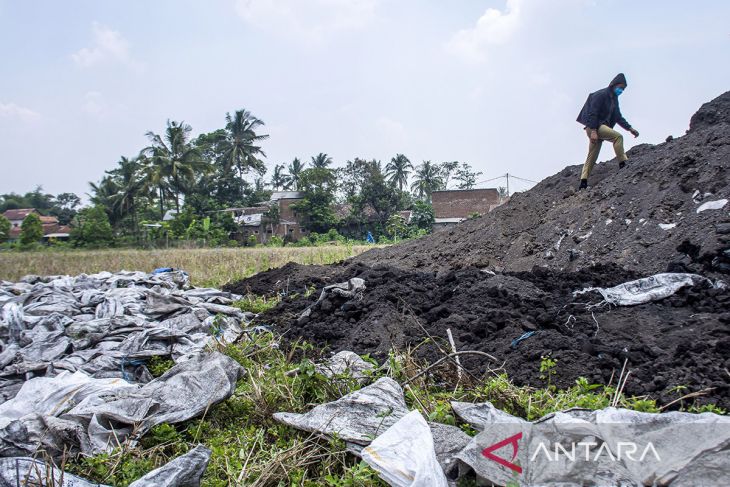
[[270, 191, 304, 200]]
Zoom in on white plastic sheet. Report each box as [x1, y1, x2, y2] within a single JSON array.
[[362, 410, 448, 487], [573, 272, 716, 306]]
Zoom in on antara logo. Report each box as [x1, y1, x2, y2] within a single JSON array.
[[481, 432, 523, 474]]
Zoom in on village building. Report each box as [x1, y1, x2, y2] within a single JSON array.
[[226, 191, 308, 244], [431, 188, 504, 232], [2, 208, 72, 242]]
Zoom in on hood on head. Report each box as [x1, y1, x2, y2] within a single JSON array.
[[609, 73, 627, 88]]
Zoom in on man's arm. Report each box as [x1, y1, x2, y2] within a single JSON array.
[[616, 107, 639, 137]]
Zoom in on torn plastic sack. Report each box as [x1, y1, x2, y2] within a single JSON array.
[[453, 402, 730, 486], [274, 377, 468, 477], [128, 444, 211, 487], [573, 272, 719, 306], [362, 410, 448, 487], [0, 456, 109, 486], [299, 278, 365, 320], [0, 352, 244, 456], [316, 350, 375, 381]]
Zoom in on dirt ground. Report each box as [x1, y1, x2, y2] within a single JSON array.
[[227, 92, 730, 409]]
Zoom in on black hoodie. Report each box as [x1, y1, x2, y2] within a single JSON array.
[[576, 73, 632, 131]]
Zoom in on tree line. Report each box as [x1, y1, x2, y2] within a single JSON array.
[[1, 107, 488, 247]]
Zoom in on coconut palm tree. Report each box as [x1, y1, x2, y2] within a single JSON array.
[[220, 109, 269, 188], [107, 156, 144, 236], [270, 164, 289, 190], [410, 160, 444, 202], [142, 120, 207, 214], [385, 154, 413, 191], [287, 158, 305, 190], [440, 161, 460, 189], [311, 152, 333, 169]]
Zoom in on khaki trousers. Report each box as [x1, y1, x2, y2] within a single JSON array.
[[580, 124, 628, 180]]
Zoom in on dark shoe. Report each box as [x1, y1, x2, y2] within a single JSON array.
[[578, 179, 588, 190], [619, 160, 626, 169]]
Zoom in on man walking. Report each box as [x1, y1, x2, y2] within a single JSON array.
[[576, 73, 639, 190]]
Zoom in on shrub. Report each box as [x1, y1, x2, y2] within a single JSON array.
[[71, 206, 114, 248], [0, 215, 10, 243]]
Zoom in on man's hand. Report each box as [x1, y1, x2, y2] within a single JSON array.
[[590, 130, 598, 142], [630, 128, 639, 138]]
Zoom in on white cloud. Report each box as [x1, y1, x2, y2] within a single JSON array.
[[446, 0, 523, 63], [0, 102, 41, 123], [234, 0, 380, 42], [82, 91, 107, 116], [72, 22, 140, 69]]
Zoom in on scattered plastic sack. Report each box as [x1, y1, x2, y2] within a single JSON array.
[[0, 445, 212, 487], [299, 278, 366, 321], [128, 444, 211, 487], [0, 352, 245, 457], [0, 456, 108, 486], [696, 198, 728, 213], [316, 350, 375, 381], [362, 410, 448, 487], [573, 272, 717, 306], [452, 401, 730, 486], [274, 377, 469, 477]]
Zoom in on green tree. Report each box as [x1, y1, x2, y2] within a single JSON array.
[[454, 163, 483, 189], [107, 156, 145, 236], [411, 200, 435, 231], [71, 206, 114, 247], [349, 160, 401, 227], [292, 168, 338, 233], [50, 192, 81, 225], [440, 161, 460, 189], [20, 213, 44, 245], [220, 109, 269, 193], [287, 158, 305, 190], [411, 161, 444, 201], [386, 213, 407, 242], [0, 215, 10, 242], [311, 153, 333, 169], [270, 164, 289, 191], [498, 186, 509, 200], [385, 154, 413, 191], [143, 120, 207, 214]]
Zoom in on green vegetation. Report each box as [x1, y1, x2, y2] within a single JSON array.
[[20, 213, 43, 245], [2, 107, 484, 249], [0, 215, 10, 242], [64, 327, 723, 486]]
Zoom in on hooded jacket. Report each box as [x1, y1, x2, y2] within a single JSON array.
[[576, 73, 632, 131]]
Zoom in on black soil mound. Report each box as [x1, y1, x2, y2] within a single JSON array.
[[355, 91, 730, 277], [223, 262, 346, 297], [227, 92, 730, 409], [256, 263, 730, 409]]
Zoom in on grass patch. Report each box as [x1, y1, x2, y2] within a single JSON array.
[[0, 246, 378, 288], [231, 295, 281, 314]]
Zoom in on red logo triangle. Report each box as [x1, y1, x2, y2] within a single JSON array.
[[481, 431, 523, 474]]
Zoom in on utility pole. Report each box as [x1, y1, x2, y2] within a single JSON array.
[[505, 173, 510, 197]]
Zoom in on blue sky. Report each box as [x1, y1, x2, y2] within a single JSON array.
[[1, 0, 728, 197]]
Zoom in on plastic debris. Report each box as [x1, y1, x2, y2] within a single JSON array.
[[0, 270, 249, 458], [362, 410, 448, 487], [299, 278, 366, 321], [573, 272, 716, 306], [696, 198, 728, 213], [128, 444, 211, 487], [316, 350, 375, 381], [274, 377, 469, 477], [453, 402, 730, 486]]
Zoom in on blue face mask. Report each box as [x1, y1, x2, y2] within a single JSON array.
[[614, 87, 624, 96]]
